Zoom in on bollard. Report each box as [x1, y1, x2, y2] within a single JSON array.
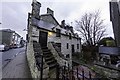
[[72, 66, 74, 80], [56, 64, 59, 80], [89, 71, 91, 79], [40, 55, 43, 80], [82, 69, 84, 80], [77, 67, 79, 79]]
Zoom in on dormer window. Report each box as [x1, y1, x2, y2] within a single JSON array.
[[77, 44, 79, 49], [69, 33, 72, 39], [56, 29, 61, 37]]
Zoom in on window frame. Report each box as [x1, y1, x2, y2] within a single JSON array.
[[77, 44, 79, 49], [67, 43, 69, 49], [56, 28, 61, 37], [69, 33, 72, 39]]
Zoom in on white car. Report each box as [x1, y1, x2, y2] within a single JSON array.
[[16, 44, 21, 48], [0, 44, 9, 51], [0, 44, 5, 51]]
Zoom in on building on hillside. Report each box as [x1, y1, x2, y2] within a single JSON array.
[[110, 0, 120, 47], [28, 1, 81, 59], [26, 0, 82, 78], [96, 1, 120, 69], [0, 29, 21, 48]]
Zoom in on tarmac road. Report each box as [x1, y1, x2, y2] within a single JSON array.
[[1, 47, 25, 68]]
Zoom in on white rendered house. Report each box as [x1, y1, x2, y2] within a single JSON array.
[[30, 7, 81, 60]]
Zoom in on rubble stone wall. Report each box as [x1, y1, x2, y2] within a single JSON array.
[[26, 41, 49, 78]]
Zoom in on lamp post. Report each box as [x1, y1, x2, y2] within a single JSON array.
[[23, 28, 28, 42]]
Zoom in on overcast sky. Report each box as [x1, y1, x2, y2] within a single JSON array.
[[0, 0, 114, 39]]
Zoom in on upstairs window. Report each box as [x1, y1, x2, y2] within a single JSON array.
[[77, 44, 79, 49], [66, 54, 70, 58], [67, 43, 69, 49], [69, 33, 72, 39], [56, 29, 61, 37]]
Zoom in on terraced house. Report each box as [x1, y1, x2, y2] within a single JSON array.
[[27, 0, 81, 78]]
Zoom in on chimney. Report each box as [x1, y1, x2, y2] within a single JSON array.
[[61, 20, 65, 28], [47, 8, 54, 16], [31, 0, 41, 18], [69, 26, 73, 33]]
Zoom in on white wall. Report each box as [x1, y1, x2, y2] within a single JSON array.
[[48, 31, 81, 56], [31, 26, 81, 59]]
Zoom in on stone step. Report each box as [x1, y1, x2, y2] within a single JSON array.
[[40, 46, 58, 70], [33, 43, 41, 48], [43, 53, 53, 58], [34, 53, 41, 58], [34, 48, 42, 53], [49, 63, 57, 69], [42, 49, 51, 52], [45, 56, 54, 61], [33, 47, 41, 49], [41, 47, 48, 49], [46, 59, 57, 65], [33, 44, 40, 47], [43, 51, 51, 54]]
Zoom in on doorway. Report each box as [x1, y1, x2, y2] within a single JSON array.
[[39, 31, 48, 47]]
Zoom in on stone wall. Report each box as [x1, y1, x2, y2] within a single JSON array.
[[48, 42, 72, 68], [27, 41, 40, 78], [94, 65, 120, 79], [26, 40, 49, 79]]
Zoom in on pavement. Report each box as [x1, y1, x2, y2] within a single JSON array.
[[2, 47, 25, 68], [2, 50, 32, 79]]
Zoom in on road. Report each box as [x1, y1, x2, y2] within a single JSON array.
[[1, 47, 26, 68]]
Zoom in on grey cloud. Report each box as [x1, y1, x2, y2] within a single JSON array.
[[2, 2, 31, 39], [1, 0, 114, 39]]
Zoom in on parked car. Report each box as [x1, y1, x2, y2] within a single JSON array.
[[0, 44, 9, 51], [0, 44, 5, 51], [16, 44, 21, 48]]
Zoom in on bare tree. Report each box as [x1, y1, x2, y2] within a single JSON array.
[[75, 10, 106, 46]]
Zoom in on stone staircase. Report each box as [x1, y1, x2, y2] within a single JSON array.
[[33, 41, 58, 78], [42, 47, 58, 70], [42, 47, 58, 78], [33, 42, 58, 69]]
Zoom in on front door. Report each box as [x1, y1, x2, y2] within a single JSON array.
[[39, 31, 48, 47], [71, 45, 75, 53]]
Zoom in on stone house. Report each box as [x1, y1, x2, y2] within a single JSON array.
[[26, 0, 81, 78], [30, 3, 81, 59]]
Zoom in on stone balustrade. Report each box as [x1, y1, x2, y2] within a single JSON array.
[[48, 42, 72, 68]]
